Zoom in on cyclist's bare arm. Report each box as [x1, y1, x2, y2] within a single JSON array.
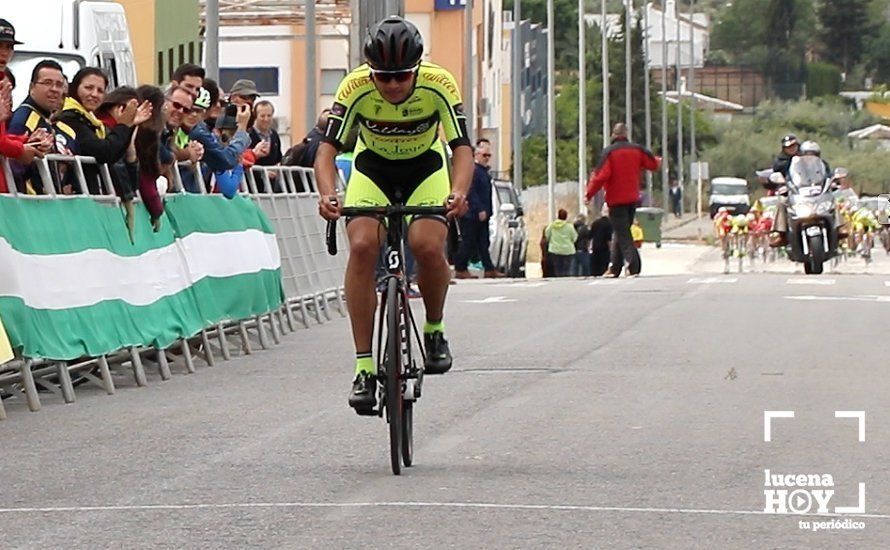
[[448, 144, 474, 217], [314, 141, 340, 220]]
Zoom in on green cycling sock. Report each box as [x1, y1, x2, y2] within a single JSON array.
[[424, 319, 445, 335], [355, 353, 375, 376]]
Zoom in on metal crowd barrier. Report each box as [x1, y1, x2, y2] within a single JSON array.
[[0, 154, 348, 418]]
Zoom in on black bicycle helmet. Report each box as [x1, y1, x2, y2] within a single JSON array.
[[364, 16, 424, 71], [781, 133, 799, 147]]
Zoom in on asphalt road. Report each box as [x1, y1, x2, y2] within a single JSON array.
[[2, 268, 889, 548]]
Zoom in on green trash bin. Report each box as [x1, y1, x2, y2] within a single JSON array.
[[635, 207, 664, 248]]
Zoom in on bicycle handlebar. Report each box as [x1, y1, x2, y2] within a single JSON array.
[[326, 204, 458, 256]]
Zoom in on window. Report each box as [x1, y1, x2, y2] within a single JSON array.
[[219, 67, 279, 95], [157, 51, 164, 84], [167, 48, 174, 81], [321, 69, 347, 95], [188, 42, 195, 64], [178, 44, 185, 67]]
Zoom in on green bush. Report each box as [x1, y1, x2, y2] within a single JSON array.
[[806, 63, 842, 98]]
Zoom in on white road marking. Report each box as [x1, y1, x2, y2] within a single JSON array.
[[0, 500, 886, 520], [784, 295, 890, 303], [884, 281, 890, 287], [461, 296, 518, 304], [687, 277, 738, 284], [786, 278, 836, 285]]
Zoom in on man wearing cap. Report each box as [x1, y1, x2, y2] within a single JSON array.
[[228, 79, 259, 108], [181, 87, 252, 190], [772, 133, 799, 181]]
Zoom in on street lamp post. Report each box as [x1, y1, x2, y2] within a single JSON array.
[[547, 0, 556, 222], [579, 0, 587, 213], [643, 2, 653, 206], [513, 0, 523, 193], [675, 0, 684, 215], [602, 0, 610, 149], [625, 0, 633, 140], [660, 1, 669, 212]]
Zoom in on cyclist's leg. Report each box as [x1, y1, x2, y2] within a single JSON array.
[[342, 156, 390, 407], [405, 145, 453, 373], [345, 217, 385, 361]]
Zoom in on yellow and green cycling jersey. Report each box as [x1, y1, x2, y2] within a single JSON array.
[[852, 208, 879, 232], [323, 62, 471, 161]]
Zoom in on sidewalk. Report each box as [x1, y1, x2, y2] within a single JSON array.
[[663, 213, 713, 242]]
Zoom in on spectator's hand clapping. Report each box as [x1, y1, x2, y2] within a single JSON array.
[[187, 141, 204, 162], [133, 100, 153, 126], [117, 99, 139, 126], [27, 128, 54, 154], [0, 79, 12, 123], [253, 140, 271, 159]]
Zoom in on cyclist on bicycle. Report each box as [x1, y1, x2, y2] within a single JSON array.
[[313, 16, 473, 411]]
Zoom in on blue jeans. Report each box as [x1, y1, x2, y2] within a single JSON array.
[[574, 251, 591, 276]]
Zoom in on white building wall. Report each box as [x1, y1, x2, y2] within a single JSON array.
[[219, 25, 293, 143]]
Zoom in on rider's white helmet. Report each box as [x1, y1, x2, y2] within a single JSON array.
[[800, 140, 821, 156]]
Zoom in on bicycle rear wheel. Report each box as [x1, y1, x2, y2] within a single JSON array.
[[385, 276, 403, 475]]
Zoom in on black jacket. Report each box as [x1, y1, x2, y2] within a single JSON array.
[[249, 128, 283, 167], [55, 107, 135, 197], [590, 216, 613, 252]]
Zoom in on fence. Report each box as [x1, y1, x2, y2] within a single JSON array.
[[0, 156, 348, 419]]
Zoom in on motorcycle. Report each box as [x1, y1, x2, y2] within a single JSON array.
[[769, 156, 840, 275]]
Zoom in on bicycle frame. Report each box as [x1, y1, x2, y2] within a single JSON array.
[[326, 204, 453, 474]]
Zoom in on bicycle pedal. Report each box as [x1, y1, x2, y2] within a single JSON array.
[[354, 407, 379, 417]]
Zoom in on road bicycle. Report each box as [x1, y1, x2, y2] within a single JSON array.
[[326, 203, 457, 475]]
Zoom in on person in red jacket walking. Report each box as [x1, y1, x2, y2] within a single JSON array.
[[585, 123, 660, 277]]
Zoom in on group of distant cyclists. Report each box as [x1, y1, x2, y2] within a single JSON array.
[[714, 133, 885, 264]]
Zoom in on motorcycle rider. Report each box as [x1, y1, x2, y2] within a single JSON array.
[[769, 140, 830, 247], [771, 134, 799, 181]]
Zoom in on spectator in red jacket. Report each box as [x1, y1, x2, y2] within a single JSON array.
[[586, 123, 660, 277], [0, 76, 46, 193]]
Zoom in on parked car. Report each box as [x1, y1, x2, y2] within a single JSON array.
[[709, 177, 750, 218], [488, 180, 527, 278]]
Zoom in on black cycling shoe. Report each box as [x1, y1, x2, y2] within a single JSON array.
[[424, 331, 453, 374], [348, 371, 377, 409]]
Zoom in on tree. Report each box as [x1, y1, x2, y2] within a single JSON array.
[[818, 0, 875, 75], [864, 23, 890, 84]]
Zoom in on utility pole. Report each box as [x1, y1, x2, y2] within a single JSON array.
[[579, 0, 587, 213], [660, 0, 669, 211], [689, 0, 699, 218], [464, 0, 475, 139], [625, 0, 633, 140], [306, 0, 317, 134], [205, 0, 219, 81], [643, 2, 653, 206], [602, 0, 610, 149], [675, 0, 684, 215], [512, 0, 523, 192], [547, 0, 556, 222]]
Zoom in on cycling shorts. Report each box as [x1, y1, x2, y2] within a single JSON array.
[[344, 138, 451, 223]]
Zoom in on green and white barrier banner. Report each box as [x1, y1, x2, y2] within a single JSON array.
[[0, 194, 284, 360]]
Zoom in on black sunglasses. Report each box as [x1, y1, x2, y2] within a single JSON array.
[[169, 100, 191, 113], [370, 67, 417, 84]]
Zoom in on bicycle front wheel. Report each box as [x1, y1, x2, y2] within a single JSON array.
[[385, 276, 403, 475]]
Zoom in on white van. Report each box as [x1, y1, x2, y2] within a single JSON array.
[[6, 1, 136, 107], [708, 177, 750, 218]]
